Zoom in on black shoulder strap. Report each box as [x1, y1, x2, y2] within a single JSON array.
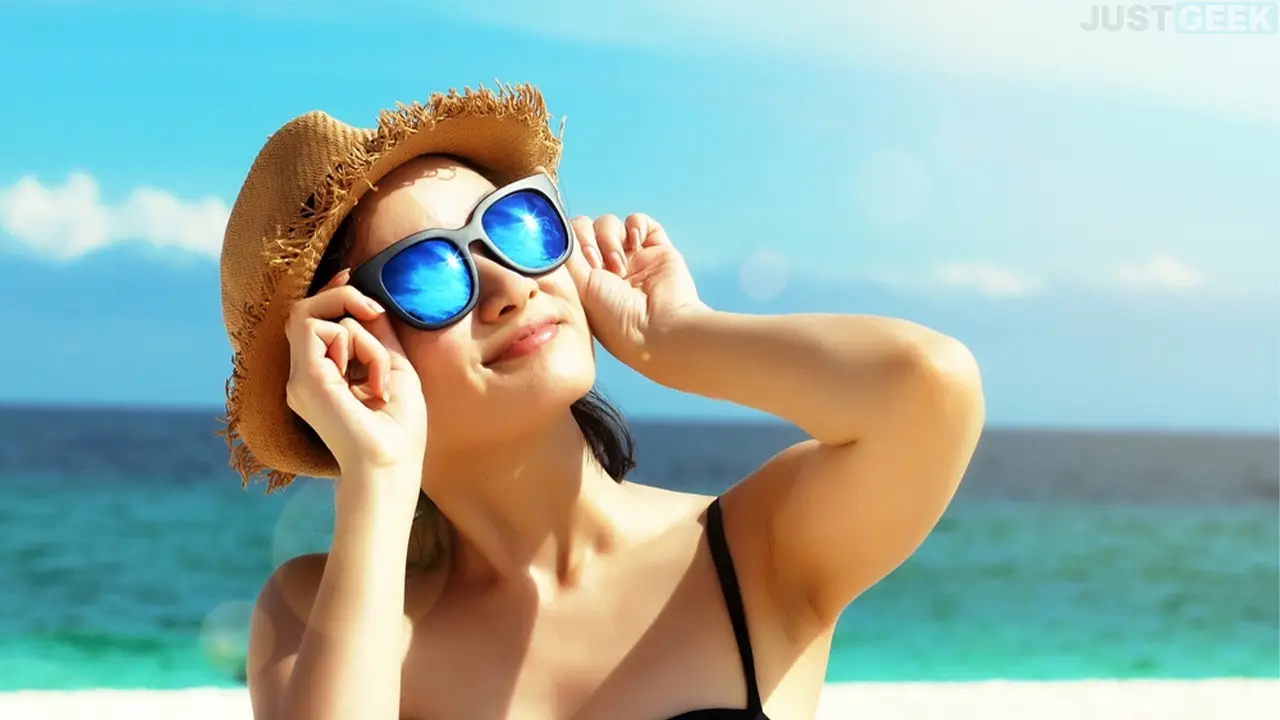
[[705, 498, 762, 711]]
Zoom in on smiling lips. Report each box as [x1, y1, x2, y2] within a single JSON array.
[[486, 318, 561, 366]]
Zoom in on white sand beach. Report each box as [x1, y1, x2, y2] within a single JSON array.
[[0, 679, 1276, 719]]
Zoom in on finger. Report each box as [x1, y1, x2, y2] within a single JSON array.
[[340, 317, 392, 403], [336, 318, 368, 387], [285, 320, 364, 418], [639, 216, 670, 247], [296, 318, 348, 382], [570, 215, 603, 271], [291, 285, 386, 327], [623, 214, 650, 253], [565, 228, 593, 293], [324, 321, 352, 378], [592, 214, 628, 276], [319, 266, 352, 291], [286, 290, 381, 367], [361, 309, 410, 365]]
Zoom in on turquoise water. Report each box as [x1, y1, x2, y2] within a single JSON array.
[[1, 408, 1276, 689], [832, 503, 1277, 680]]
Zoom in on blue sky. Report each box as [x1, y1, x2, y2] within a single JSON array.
[[0, 1, 1276, 431]]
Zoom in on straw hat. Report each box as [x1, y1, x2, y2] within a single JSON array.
[[218, 82, 563, 491]]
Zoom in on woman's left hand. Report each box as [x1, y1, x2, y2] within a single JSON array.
[[566, 213, 708, 370]]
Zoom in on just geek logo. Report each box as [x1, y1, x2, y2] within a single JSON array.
[[1081, 3, 1279, 32]]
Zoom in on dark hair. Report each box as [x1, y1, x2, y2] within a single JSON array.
[[303, 184, 636, 573]]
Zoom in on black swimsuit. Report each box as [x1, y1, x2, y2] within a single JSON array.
[[665, 499, 771, 720]]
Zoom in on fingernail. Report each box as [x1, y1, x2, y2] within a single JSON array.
[[610, 251, 627, 277], [365, 298, 385, 314], [628, 227, 640, 250], [585, 245, 603, 269], [383, 372, 391, 389], [323, 267, 350, 287]]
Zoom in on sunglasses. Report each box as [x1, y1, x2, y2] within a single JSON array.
[[348, 173, 572, 331]]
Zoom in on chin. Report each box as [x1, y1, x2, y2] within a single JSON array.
[[465, 378, 591, 445], [466, 321, 590, 418], [515, 322, 595, 392], [527, 355, 596, 410]]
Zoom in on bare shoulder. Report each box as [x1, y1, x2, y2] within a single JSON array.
[[256, 552, 328, 620], [616, 454, 817, 545], [716, 441, 829, 633], [250, 551, 448, 636], [616, 479, 716, 531], [248, 553, 329, 672], [617, 456, 817, 625], [721, 441, 821, 518], [625, 450, 836, 701], [245, 553, 446, 718], [244, 553, 327, 718], [718, 440, 821, 560]]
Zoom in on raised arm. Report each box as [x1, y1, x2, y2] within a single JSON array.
[[644, 310, 984, 626], [567, 212, 984, 628], [247, 473, 418, 720], [246, 271, 431, 720]]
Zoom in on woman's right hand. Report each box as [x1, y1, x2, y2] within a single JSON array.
[[284, 268, 427, 486]]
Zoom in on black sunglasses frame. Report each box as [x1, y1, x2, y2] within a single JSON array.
[[348, 173, 572, 331]]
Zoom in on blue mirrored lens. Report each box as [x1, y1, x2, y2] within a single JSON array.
[[381, 239, 472, 325], [481, 190, 568, 270]]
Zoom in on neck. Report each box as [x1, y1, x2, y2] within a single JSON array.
[[422, 409, 624, 589]]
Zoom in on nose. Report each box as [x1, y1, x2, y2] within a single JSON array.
[[471, 246, 538, 324]]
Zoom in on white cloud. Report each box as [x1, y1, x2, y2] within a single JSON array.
[[865, 256, 1213, 297], [439, 0, 1280, 123], [931, 262, 1039, 297], [1112, 254, 1206, 291], [0, 173, 229, 259]]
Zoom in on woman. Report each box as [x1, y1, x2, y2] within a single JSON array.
[[219, 83, 984, 720]]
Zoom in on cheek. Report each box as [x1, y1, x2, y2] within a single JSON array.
[[545, 265, 578, 296], [398, 324, 475, 401], [542, 267, 586, 320]]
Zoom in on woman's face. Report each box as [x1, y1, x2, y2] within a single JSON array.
[[344, 155, 596, 449]]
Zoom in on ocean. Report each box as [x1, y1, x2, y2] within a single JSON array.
[[0, 406, 1276, 690]]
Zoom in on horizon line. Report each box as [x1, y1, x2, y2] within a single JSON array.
[[0, 400, 1275, 439]]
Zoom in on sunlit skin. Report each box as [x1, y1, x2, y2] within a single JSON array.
[[247, 156, 986, 720]]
